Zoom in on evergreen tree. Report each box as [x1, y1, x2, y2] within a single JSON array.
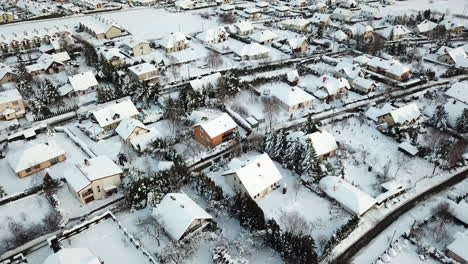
[[233, 194, 265, 230], [304, 115, 318, 134], [456, 108, 468, 133], [41, 79, 60, 104], [0, 185, 6, 198], [284, 139, 300, 171], [15, 62, 32, 83], [423, 9, 431, 20], [428, 105, 448, 130], [42, 173, 59, 194], [263, 132, 277, 155]]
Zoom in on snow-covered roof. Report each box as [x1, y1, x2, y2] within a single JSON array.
[[334, 61, 362, 79], [346, 23, 373, 35], [448, 200, 468, 225], [447, 47, 468, 68], [444, 100, 467, 128], [332, 7, 353, 17], [245, 7, 261, 14], [219, 4, 234, 11], [250, 30, 278, 43], [272, 86, 313, 107], [0, 89, 22, 105], [320, 176, 376, 216], [157, 32, 189, 49], [239, 43, 270, 57], [316, 75, 350, 95], [275, 5, 290, 12], [389, 103, 421, 124], [97, 47, 126, 60], [416, 20, 438, 33], [353, 55, 371, 65], [445, 82, 468, 104], [447, 231, 468, 262], [386, 61, 411, 76], [379, 25, 411, 39], [353, 76, 376, 89], [234, 21, 254, 33], [121, 38, 148, 49], [116, 118, 149, 140], [440, 19, 464, 31], [80, 16, 123, 35], [281, 18, 310, 28], [153, 192, 213, 241], [8, 141, 65, 173], [43, 248, 101, 264], [333, 30, 348, 41], [128, 62, 157, 76], [311, 13, 330, 24], [92, 99, 139, 128], [286, 70, 299, 83], [307, 130, 338, 157], [0, 63, 15, 80], [68, 71, 98, 92], [130, 130, 161, 151], [364, 103, 396, 122], [189, 72, 222, 91], [198, 113, 237, 138], [288, 37, 308, 50], [255, 1, 269, 8], [398, 142, 418, 156], [225, 153, 282, 199], [196, 27, 228, 43]]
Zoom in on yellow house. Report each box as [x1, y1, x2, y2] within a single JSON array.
[[0, 65, 17, 85], [64, 156, 122, 204], [121, 38, 151, 56], [0, 89, 26, 120], [116, 118, 150, 143], [128, 62, 160, 84], [8, 142, 66, 178], [80, 18, 127, 40], [0, 11, 14, 23], [157, 32, 190, 53]]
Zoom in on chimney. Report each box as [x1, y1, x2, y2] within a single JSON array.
[[179, 204, 184, 208], [170, 195, 176, 200], [323, 76, 327, 82], [84, 159, 90, 166]]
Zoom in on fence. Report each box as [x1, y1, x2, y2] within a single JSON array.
[[33, 105, 78, 122]]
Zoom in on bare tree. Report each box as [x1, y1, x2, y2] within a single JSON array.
[[136, 215, 161, 247], [205, 50, 223, 69], [261, 96, 279, 132], [448, 140, 467, 169], [278, 210, 313, 236]]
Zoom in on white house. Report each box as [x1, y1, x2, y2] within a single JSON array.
[[153, 193, 213, 241], [332, 7, 353, 21], [334, 61, 363, 81], [445, 82, 468, 104], [62, 71, 99, 96], [121, 38, 151, 56], [189, 72, 222, 91], [250, 30, 279, 45], [128, 62, 160, 84], [275, 6, 290, 17], [196, 27, 229, 45], [415, 20, 438, 35], [156, 32, 190, 53], [287, 130, 338, 159], [378, 25, 412, 41], [352, 76, 378, 94], [310, 13, 331, 26], [92, 99, 139, 130], [320, 176, 377, 216], [223, 153, 282, 200], [116, 118, 150, 142], [379, 103, 422, 126], [272, 86, 314, 112], [233, 21, 254, 36], [237, 43, 270, 60], [313, 75, 350, 101], [64, 156, 122, 204]]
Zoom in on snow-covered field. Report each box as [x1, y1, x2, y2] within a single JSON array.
[[381, 0, 468, 16]]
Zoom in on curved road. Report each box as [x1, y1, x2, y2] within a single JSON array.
[[333, 169, 468, 263]]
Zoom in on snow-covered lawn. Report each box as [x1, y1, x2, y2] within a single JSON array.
[[381, 0, 468, 16], [388, 241, 440, 264], [0, 193, 53, 240]]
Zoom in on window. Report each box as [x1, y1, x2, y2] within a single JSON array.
[[97, 185, 101, 192], [25, 168, 31, 173], [11, 101, 19, 106], [34, 164, 41, 169], [50, 157, 60, 165]]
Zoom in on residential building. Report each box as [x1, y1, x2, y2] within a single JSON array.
[[73, 0, 105, 10], [378, 103, 422, 126], [194, 113, 237, 148], [233, 21, 254, 36], [25, 57, 65, 75], [62, 71, 99, 96], [438, 47, 468, 68], [272, 86, 314, 112], [153, 193, 213, 241], [333, 61, 363, 81], [440, 19, 464, 35], [445, 82, 468, 104], [280, 18, 310, 32], [96, 47, 127, 67], [116, 118, 150, 143], [222, 153, 282, 200], [64, 156, 122, 204], [128, 62, 160, 84], [175, 0, 195, 10], [378, 25, 412, 41], [196, 27, 229, 45], [447, 232, 468, 264], [121, 38, 151, 56], [0, 89, 26, 120], [156, 32, 190, 53], [237, 43, 270, 60], [352, 76, 378, 94], [415, 20, 438, 35], [219, 5, 235, 15], [8, 142, 66, 178], [332, 7, 353, 22], [275, 6, 290, 17], [43, 248, 102, 264], [244, 8, 262, 20], [250, 30, 278, 45], [80, 16, 127, 40], [0, 11, 14, 23], [189, 72, 222, 92], [313, 75, 350, 101], [255, 2, 269, 12], [0, 63, 17, 84], [287, 37, 310, 54], [92, 99, 139, 130], [310, 13, 331, 27], [287, 130, 338, 160], [286, 70, 299, 86]]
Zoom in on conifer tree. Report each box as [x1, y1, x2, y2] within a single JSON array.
[[428, 105, 448, 130], [456, 108, 468, 133]]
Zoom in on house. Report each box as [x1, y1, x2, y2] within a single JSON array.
[[332, 7, 353, 22], [272, 86, 313, 112], [223, 153, 282, 200], [438, 47, 468, 68], [286, 70, 299, 86], [92, 99, 139, 130], [337, 0, 357, 9], [64, 156, 122, 204], [219, 4, 235, 15], [0, 63, 17, 84], [96, 47, 127, 67], [320, 176, 377, 216], [332, 30, 349, 42], [288, 130, 338, 159], [385, 61, 412, 81], [314, 75, 350, 101], [309, 2, 327, 13], [333, 61, 363, 81], [43, 248, 102, 264], [80, 17, 127, 40], [157, 32, 190, 53], [378, 103, 422, 126], [292, 0, 308, 8], [189, 72, 222, 92], [26, 58, 64, 75], [275, 6, 290, 17], [196, 27, 229, 45], [194, 113, 237, 148], [447, 232, 468, 264], [116, 118, 150, 143], [398, 141, 418, 157], [121, 38, 151, 56], [63, 71, 99, 96], [0, 11, 14, 23], [152, 193, 213, 241], [255, 1, 270, 12], [364, 103, 396, 122], [0, 89, 26, 120], [233, 21, 254, 36], [244, 8, 262, 20], [131, 0, 157, 6], [73, 0, 105, 10], [445, 82, 468, 104], [378, 25, 412, 41], [359, 4, 382, 19], [352, 76, 378, 94], [250, 30, 278, 45], [440, 19, 464, 35], [128, 62, 160, 84], [237, 43, 270, 60], [346, 23, 374, 38], [415, 20, 438, 35], [310, 13, 331, 27], [287, 37, 310, 54], [280, 18, 310, 32], [8, 142, 66, 178], [175, 0, 195, 10]]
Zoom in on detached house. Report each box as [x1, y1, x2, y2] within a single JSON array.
[[272, 86, 313, 112], [80, 17, 127, 40], [219, 5, 235, 15], [92, 99, 139, 130], [438, 47, 468, 68], [447, 232, 468, 264], [96, 47, 127, 67], [332, 7, 353, 22], [314, 75, 350, 101], [379, 103, 422, 126], [0, 11, 14, 23], [121, 38, 151, 56], [250, 30, 278, 45], [61, 71, 99, 97], [280, 18, 310, 32], [415, 20, 438, 35], [0, 89, 25, 120], [288, 130, 338, 160], [244, 8, 262, 20], [233, 21, 254, 36], [64, 156, 122, 204], [8, 142, 66, 178], [237, 43, 270, 60], [116, 118, 150, 143], [197, 27, 229, 45], [157, 32, 190, 53], [223, 153, 282, 200], [44, 248, 102, 264], [128, 62, 160, 84], [275, 6, 290, 17], [352, 76, 378, 94], [288, 37, 310, 54], [333, 61, 363, 81], [255, 2, 269, 12], [440, 19, 464, 35], [378, 25, 411, 41], [194, 113, 237, 148], [153, 193, 213, 241], [311, 13, 331, 27], [0, 63, 17, 85]]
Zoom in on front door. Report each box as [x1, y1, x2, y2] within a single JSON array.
[[84, 195, 95, 204]]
